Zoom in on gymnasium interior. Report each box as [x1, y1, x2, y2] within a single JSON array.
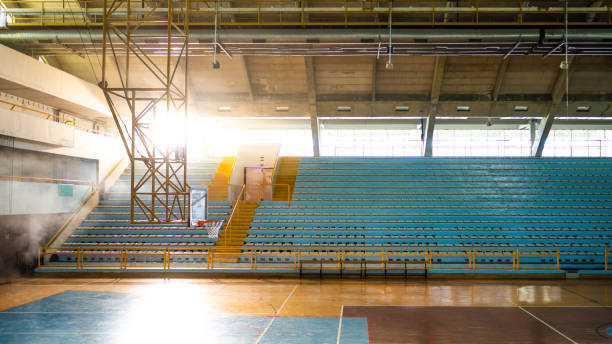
[[0, 1, 611, 343]]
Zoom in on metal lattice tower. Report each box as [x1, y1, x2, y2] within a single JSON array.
[[101, 0, 190, 224]]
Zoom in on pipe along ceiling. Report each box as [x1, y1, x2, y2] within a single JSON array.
[[2, 28, 612, 56]]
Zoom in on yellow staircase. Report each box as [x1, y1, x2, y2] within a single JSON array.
[[213, 200, 258, 263], [273, 157, 300, 201], [208, 156, 235, 201]]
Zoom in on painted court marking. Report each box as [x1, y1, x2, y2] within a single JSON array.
[[253, 284, 298, 344], [336, 304, 344, 344], [518, 306, 579, 344]]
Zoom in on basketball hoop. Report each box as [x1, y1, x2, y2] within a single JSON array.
[[197, 220, 223, 239]]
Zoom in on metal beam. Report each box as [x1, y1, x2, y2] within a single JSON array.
[[422, 112, 436, 157], [430, 56, 446, 104], [492, 58, 510, 102], [371, 57, 377, 102], [531, 112, 555, 157], [7, 5, 612, 15], [489, 57, 511, 115], [101, 0, 191, 224], [6, 4, 612, 27], [529, 118, 537, 145], [423, 56, 446, 157], [305, 56, 316, 102], [309, 105, 320, 157], [304, 56, 320, 157], [531, 56, 577, 157], [543, 41, 565, 59], [503, 40, 521, 59], [241, 56, 254, 102]]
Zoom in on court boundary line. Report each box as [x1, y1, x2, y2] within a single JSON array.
[[518, 306, 579, 344], [253, 284, 298, 344], [340, 305, 612, 308], [277, 284, 298, 315], [336, 304, 344, 344]]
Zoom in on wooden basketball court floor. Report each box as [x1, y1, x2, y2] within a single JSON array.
[[0, 277, 611, 343]]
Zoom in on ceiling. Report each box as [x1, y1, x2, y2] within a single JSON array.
[[0, 0, 610, 128]]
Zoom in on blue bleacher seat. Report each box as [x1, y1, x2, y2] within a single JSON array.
[[247, 157, 612, 271]]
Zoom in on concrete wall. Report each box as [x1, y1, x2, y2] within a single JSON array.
[[0, 145, 97, 215], [0, 106, 75, 147], [0, 44, 110, 118], [229, 143, 280, 186], [0, 130, 125, 185], [0, 144, 103, 277]]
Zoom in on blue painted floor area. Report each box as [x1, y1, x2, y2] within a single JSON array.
[[0, 291, 368, 344], [339, 318, 370, 344]]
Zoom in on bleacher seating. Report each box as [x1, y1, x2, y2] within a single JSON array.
[[54, 161, 231, 264], [245, 157, 612, 271]]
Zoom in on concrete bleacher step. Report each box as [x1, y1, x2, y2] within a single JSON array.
[[207, 156, 236, 201], [273, 157, 300, 201], [215, 201, 258, 258]]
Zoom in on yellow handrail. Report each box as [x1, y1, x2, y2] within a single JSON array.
[[0, 174, 93, 186], [516, 249, 560, 270], [5, 2, 611, 27], [257, 183, 292, 206], [385, 248, 429, 270], [0, 175, 96, 251], [426, 248, 473, 270], [0, 98, 112, 136], [44, 188, 97, 250], [0, 98, 72, 125], [102, 156, 126, 182], [224, 184, 246, 247], [472, 249, 517, 270], [38, 245, 576, 272]]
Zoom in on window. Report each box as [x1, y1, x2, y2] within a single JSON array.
[[320, 127, 422, 157], [542, 130, 612, 157], [0, 1, 13, 28], [433, 129, 531, 157]]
